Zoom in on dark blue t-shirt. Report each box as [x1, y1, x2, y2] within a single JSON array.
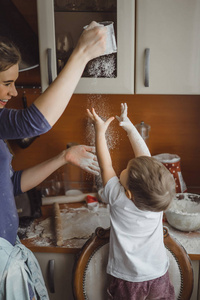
[[0, 104, 51, 245]]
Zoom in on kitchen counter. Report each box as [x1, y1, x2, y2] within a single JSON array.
[[163, 221, 200, 260], [20, 202, 200, 259], [20, 202, 110, 254], [163, 187, 200, 261]]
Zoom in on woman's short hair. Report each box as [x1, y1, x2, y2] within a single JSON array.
[[0, 36, 21, 72], [127, 156, 176, 212]]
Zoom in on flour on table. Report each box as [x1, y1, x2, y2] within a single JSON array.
[[60, 206, 110, 239], [164, 224, 200, 255], [26, 205, 110, 241]]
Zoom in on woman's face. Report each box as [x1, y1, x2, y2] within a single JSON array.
[[0, 64, 19, 108]]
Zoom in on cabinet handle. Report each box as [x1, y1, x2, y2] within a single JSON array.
[[144, 48, 150, 87], [47, 259, 55, 293], [47, 48, 53, 85]]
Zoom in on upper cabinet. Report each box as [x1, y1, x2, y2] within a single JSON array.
[[135, 0, 200, 95], [36, 0, 135, 94], [37, 0, 200, 95]]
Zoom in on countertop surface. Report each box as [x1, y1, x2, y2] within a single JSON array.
[[163, 221, 200, 260], [20, 201, 200, 260], [20, 202, 110, 254]]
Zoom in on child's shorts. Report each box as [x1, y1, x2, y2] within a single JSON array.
[[107, 271, 175, 300]]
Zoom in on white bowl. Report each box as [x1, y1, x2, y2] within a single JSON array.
[[165, 193, 200, 232]]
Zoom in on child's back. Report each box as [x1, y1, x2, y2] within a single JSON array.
[[87, 103, 176, 300]]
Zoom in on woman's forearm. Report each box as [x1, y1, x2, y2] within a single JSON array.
[[20, 151, 66, 192], [34, 25, 106, 127], [33, 49, 87, 126]]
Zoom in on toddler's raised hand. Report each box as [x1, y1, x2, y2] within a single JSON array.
[[116, 103, 134, 134], [87, 108, 114, 133]]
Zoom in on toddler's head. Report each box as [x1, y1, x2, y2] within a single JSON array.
[[120, 156, 176, 212]]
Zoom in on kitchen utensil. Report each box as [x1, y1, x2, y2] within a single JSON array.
[[42, 192, 98, 205], [53, 202, 63, 246], [16, 93, 39, 148], [135, 121, 151, 144], [99, 21, 117, 55], [84, 21, 117, 56], [165, 193, 200, 232], [40, 179, 60, 197]]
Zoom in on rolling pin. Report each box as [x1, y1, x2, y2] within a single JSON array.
[[42, 193, 98, 206], [53, 202, 63, 246]]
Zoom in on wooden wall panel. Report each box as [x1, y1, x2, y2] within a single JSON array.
[[8, 91, 200, 189]]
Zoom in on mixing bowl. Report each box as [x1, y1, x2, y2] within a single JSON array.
[[165, 193, 200, 232]]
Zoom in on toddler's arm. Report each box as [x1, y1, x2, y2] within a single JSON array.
[[87, 108, 116, 186], [116, 103, 151, 157]]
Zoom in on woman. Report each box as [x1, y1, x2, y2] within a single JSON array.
[[0, 21, 106, 300]]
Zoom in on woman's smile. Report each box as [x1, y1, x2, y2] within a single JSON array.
[[0, 64, 19, 108], [0, 99, 9, 107]]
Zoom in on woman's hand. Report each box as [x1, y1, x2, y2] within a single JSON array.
[[87, 108, 114, 134], [64, 144, 100, 175], [76, 21, 107, 62]]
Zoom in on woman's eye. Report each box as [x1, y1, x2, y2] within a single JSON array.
[[4, 83, 11, 87]]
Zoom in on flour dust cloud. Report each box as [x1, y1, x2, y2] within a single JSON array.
[[85, 95, 120, 189], [85, 95, 119, 150]]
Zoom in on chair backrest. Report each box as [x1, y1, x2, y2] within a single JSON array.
[[72, 226, 193, 300]]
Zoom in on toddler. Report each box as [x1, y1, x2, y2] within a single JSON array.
[[87, 103, 176, 300]]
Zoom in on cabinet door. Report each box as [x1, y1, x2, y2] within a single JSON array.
[[135, 0, 200, 94], [36, 0, 135, 94], [34, 252, 75, 300], [190, 260, 200, 300]]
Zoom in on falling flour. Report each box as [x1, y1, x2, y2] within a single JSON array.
[[85, 95, 119, 150], [85, 95, 120, 189]]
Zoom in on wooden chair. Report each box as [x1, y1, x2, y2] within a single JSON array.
[[72, 226, 193, 300]]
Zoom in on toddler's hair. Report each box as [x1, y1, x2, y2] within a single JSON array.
[[127, 156, 176, 212], [0, 36, 21, 72]]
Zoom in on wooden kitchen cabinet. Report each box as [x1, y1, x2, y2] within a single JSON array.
[[34, 252, 75, 300], [135, 0, 200, 95], [33, 244, 200, 300], [36, 0, 135, 94], [191, 260, 200, 300]]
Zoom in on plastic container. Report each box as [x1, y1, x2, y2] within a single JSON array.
[[135, 121, 151, 144]]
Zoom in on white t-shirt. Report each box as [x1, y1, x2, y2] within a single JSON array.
[[99, 176, 169, 282]]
